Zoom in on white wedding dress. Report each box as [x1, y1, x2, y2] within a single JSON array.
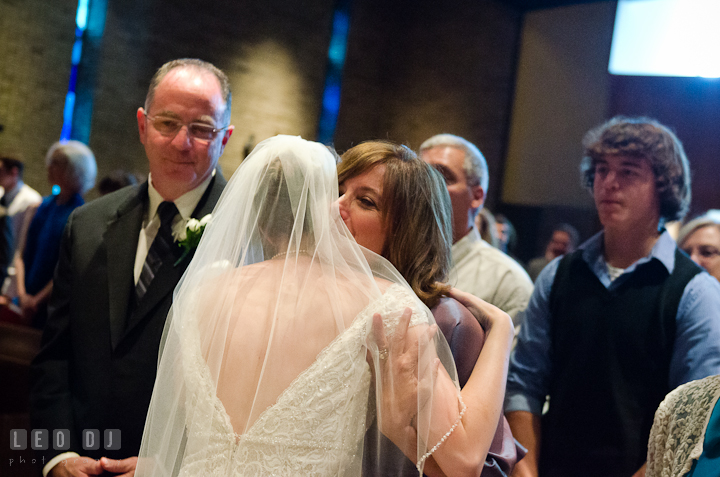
[[178, 283, 424, 476], [136, 135, 460, 477]]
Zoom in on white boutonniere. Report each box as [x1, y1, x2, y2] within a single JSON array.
[[172, 214, 212, 265]]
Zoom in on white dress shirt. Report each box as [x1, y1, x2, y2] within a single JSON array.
[[449, 226, 534, 325], [1, 181, 42, 244], [133, 171, 215, 284]]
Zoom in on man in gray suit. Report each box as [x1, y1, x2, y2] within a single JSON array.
[[31, 58, 234, 477]]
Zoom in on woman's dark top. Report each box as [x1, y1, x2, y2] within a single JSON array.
[[23, 193, 84, 327]]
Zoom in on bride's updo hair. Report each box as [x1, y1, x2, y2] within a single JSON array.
[[338, 141, 452, 308], [255, 157, 314, 257]]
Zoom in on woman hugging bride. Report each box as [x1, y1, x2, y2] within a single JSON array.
[[135, 135, 515, 476]]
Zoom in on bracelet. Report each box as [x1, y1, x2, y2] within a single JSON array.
[[416, 394, 467, 471]]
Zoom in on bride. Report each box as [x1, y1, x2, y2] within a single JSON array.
[[135, 135, 513, 476]]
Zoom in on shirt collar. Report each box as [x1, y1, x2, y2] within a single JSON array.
[[3, 180, 23, 204], [147, 170, 215, 223], [580, 228, 677, 282], [451, 226, 487, 264]]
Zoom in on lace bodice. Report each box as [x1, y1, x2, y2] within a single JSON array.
[[178, 284, 425, 476], [647, 375, 720, 477]]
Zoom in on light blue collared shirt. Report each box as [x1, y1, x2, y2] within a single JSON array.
[[506, 230, 720, 415]]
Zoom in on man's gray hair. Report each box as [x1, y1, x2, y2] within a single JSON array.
[[419, 134, 489, 193], [45, 140, 97, 195]]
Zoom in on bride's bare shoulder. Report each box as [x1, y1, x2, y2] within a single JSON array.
[[194, 261, 279, 297], [330, 268, 396, 294], [373, 277, 394, 293]]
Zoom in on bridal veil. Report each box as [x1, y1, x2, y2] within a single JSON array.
[[135, 135, 461, 476]]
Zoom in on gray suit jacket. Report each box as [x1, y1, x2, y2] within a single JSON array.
[[30, 175, 226, 462]]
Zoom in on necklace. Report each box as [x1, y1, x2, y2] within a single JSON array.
[[271, 250, 307, 260]]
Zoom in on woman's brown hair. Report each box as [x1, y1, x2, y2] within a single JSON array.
[[338, 141, 453, 308]]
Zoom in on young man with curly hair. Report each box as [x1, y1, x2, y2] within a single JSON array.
[[505, 117, 720, 477]]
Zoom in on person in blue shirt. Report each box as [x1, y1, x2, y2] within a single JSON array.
[[16, 140, 96, 328], [505, 117, 720, 477]]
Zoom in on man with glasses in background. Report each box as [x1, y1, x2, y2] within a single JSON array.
[[31, 59, 233, 477]]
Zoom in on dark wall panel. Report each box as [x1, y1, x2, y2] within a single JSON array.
[[335, 0, 523, 210], [609, 75, 720, 218]]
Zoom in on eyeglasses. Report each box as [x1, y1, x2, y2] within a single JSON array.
[[143, 112, 229, 141], [682, 245, 720, 259]]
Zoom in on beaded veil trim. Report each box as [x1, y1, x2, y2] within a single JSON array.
[[416, 394, 468, 472]]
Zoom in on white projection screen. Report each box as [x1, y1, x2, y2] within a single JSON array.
[[609, 0, 720, 77]]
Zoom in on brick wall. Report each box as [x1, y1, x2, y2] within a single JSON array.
[[0, 0, 77, 195], [334, 0, 522, 209], [90, 0, 335, 187], [0, 0, 335, 196], [0, 0, 522, 207]]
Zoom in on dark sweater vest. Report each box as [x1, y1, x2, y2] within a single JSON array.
[[539, 248, 701, 477]]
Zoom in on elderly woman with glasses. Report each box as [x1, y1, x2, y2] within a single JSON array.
[[677, 212, 720, 282]]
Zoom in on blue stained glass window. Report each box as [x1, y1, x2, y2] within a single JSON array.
[[317, 3, 351, 145], [60, 0, 91, 141]]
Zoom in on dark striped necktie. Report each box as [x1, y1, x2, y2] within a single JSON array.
[[135, 201, 178, 302]]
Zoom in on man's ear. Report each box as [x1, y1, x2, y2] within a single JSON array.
[[470, 185, 485, 209], [137, 108, 147, 144]]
